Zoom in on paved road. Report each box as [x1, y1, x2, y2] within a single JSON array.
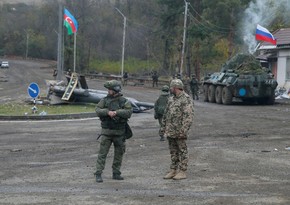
[[0, 58, 54, 103]]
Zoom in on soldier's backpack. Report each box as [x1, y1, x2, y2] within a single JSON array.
[[156, 95, 169, 115], [124, 122, 133, 139]]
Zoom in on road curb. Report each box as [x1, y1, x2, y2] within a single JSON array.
[[0, 112, 97, 121]]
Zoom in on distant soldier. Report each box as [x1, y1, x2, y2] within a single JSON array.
[[190, 74, 199, 100], [203, 73, 211, 81], [154, 85, 170, 141], [53, 69, 57, 80], [123, 72, 128, 86], [152, 71, 159, 87], [65, 69, 72, 84], [176, 73, 181, 80], [66, 69, 72, 76], [182, 75, 190, 95]]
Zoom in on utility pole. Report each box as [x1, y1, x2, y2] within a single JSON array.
[[180, 0, 189, 76], [24, 29, 29, 59], [115, 8, 126, 78], [57, 2, 63, 80]]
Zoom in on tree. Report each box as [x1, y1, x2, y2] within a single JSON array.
[[0, 0, 289, 79], [158, 0, 185, 75]]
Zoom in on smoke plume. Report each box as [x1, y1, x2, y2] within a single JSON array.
[[242, 0, 290, 53]]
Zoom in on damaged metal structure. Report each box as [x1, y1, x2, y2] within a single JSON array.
[[47, 73, 154, 113]]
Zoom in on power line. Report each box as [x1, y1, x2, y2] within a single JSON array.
[[188, 3, 231, 31], [187, 11, 229, 34]]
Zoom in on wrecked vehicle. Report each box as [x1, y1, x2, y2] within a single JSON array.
[[203, 53, 278, 105], [47, 74, 154, 113]]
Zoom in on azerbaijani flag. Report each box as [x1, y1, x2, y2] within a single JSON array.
[[64, 8, 78, 35], [255, 24, 276, 45]]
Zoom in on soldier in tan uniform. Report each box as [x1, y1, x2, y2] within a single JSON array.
[[160, 79, 194, 180]]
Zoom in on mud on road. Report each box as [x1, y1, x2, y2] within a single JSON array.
[[0, 59, 290, 205]]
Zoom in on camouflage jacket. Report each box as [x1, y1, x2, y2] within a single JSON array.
[[160, 91, 194, 139], [190, 78, 199, 90], [154, 92, 170, 119], [96, 93, 132, 136]]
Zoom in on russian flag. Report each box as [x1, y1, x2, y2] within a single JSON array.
[[255, 24, 276, 45]]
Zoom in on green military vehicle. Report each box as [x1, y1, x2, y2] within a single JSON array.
[[203, 53, 278, 105]]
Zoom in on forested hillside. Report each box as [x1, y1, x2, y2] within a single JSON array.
[[0, 0, 289, 78]]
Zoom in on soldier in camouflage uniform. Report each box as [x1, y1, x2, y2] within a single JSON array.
[[190, 74, 199, 100], [176, 73, 190, 95], [160, 79, 194, 180], [94, 80, 132, 183], [154, 85, 170, 141]]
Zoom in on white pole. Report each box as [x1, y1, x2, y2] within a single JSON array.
[[254, 42, 261, 53], [73, 32, 76, 72], [57, 2, 63, 80], [24, 30, 29, 59], [115, 8, 126, 78], [180, 0, 188, 76], [121, 17, 126, 78]]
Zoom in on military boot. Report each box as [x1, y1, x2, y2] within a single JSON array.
[[113, 174, 124, 180], [163, 169, 177, 179], [173, 170, 186, 180], [95, 174, 103, 183]]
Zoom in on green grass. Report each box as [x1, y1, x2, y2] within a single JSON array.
[[0, 103, 96, 116], [89, 57, 159, 75]]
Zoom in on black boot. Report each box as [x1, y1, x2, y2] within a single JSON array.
[[95, 174, 103, 183], [112, 174, 124, 180]]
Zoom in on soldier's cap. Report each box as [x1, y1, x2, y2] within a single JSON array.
[[161, 85, 169, 92], [104, 80, 122, 92], [170, 79, 184, 89]]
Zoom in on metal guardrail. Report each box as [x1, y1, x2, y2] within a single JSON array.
[[85, 73, 170, 87]]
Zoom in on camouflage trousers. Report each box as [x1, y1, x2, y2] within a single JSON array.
[[158, 117, 164, 138], [191, 88, 199, 100], [167, 138, 188, 171], [95, 135, 126, 176]]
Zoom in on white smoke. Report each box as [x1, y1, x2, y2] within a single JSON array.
[[242, 0, 290, 53]]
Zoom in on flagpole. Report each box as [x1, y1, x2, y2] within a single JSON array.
[[74, 32, 76, 72], [57, 3, 63, 80], [254, 42, 261, 53], [115, 8, 126, 78]]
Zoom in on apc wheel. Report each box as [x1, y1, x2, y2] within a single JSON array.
[[266, 89, 276, 105], [208, 85, 216, 103], [215, 86, 223, 104], [203, 84, 209, 102], [266, 94, 275, 105], [222, 87, 232, 105]]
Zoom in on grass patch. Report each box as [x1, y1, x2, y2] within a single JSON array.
[[89, 57, 159, 75], [0, 103, 96, 116]]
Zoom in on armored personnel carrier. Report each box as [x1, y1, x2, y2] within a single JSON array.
[[203, 53, 278, 105]]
